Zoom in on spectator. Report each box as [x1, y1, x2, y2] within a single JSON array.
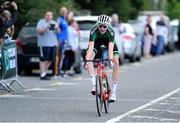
[[111, 13, 124, 61], [156, 14, 168, 55], [55, 6, 68, 77], [143, 15, 156, 58], [111, 13, 125, 34], [36, 10, 60, 80], [3, 10, 15, 38], [0, 1, 18, 44], [61, 12, 79, 76], [67, 11, 80, 33]]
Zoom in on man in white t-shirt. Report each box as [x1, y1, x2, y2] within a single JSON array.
[[37, 11, 60, 80]]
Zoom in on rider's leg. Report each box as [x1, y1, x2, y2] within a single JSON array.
[[112, 55, 119, 92], [86, 52, 96, 86], [110, 55, 119, 101]]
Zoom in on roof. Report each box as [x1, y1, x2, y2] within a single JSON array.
[[74, 16, 98, 21], [139, 11, 165, 15]]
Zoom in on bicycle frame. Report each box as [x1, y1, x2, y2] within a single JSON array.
[[97, 61, 111, 101]]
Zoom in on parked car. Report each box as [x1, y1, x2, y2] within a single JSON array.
[[16, 24, 82, 75], [121, 23, 142, 62], [169, 19, 179, 49], [129, 20, 144, 56], [75, 16, 125, 64], [112, 24, 125, 65]]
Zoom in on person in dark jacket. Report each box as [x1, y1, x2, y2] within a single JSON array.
[[0, 1, 18, 44], [156, 14, 168, 55]]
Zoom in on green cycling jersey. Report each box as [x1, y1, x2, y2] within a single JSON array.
[[89, 22, 115, 43], [88, 22, 119, 56]]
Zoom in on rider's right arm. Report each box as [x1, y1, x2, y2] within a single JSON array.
[[85, 26, 97, 60], [85, 41, 94, 60]]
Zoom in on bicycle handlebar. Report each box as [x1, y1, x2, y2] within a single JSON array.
[[84, 59, 112, 70], [84, 59, 110, 63]]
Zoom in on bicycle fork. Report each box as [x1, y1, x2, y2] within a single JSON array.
[[100, 63, 108, 101]]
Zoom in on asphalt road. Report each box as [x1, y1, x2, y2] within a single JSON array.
[[0, 52, 180, 122]]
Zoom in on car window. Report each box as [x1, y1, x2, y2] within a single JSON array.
[[77, 21, 96, 30], [20, 26, 37, 38]]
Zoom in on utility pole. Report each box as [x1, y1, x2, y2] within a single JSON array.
[[160, 0, 167, 10], [151, 0, 159, 10]]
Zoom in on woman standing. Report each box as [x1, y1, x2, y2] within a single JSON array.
[[143, 15, 156, 58]]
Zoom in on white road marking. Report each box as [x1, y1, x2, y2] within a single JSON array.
[[145, 108, 180, 114], [131, 62, 142, 66], [130, 115, 178, 122], [169, 97, 180, 100], [144, 108, 160, 111], [0, 94, 29, 98], [162, 110, 180, 114], [106, 88, 180, 123], [158, 102, 170, 105], [71, 77, 83, 81], [24, 87, 57, 92], [50, 82, 78, 87]]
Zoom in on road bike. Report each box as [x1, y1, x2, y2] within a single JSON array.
[[84, 58, 112, 116]]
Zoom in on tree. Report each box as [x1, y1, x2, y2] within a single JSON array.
[[108, 0, 133, 21], [166, 0, 180, 19], [1, 0, 78, 38]]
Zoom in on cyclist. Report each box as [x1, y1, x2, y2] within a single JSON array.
[[85, 14, 119, 102]]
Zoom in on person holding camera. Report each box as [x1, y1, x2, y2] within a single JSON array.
[[36, 10, 60, 80], [0, 1, 18, 44]]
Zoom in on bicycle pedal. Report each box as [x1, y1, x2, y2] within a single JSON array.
[[109, 100, 115, 103]]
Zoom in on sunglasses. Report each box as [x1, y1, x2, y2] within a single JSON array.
[[99, 25, 107, 28]]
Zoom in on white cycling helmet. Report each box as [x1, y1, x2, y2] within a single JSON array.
[[97, 14, 111, 25]]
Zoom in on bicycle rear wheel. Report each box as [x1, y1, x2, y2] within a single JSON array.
[[104, 75, 110, 114], [96, 75, 103, 116]]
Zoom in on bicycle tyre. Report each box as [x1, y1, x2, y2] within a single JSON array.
[[104, 75, 110, 114], [96, 75, 103, 116]]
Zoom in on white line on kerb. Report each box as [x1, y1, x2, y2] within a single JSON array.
[[106, 88, 180, 123]]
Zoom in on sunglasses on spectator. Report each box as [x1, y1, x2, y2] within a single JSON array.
[[99, 25, 107, 28]]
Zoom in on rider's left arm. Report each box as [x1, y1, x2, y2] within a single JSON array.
[[108, 42, 114, 61]]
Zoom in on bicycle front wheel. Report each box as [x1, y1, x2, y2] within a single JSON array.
[[104, 75, 110, 114], [96, 75, 103, 116]]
